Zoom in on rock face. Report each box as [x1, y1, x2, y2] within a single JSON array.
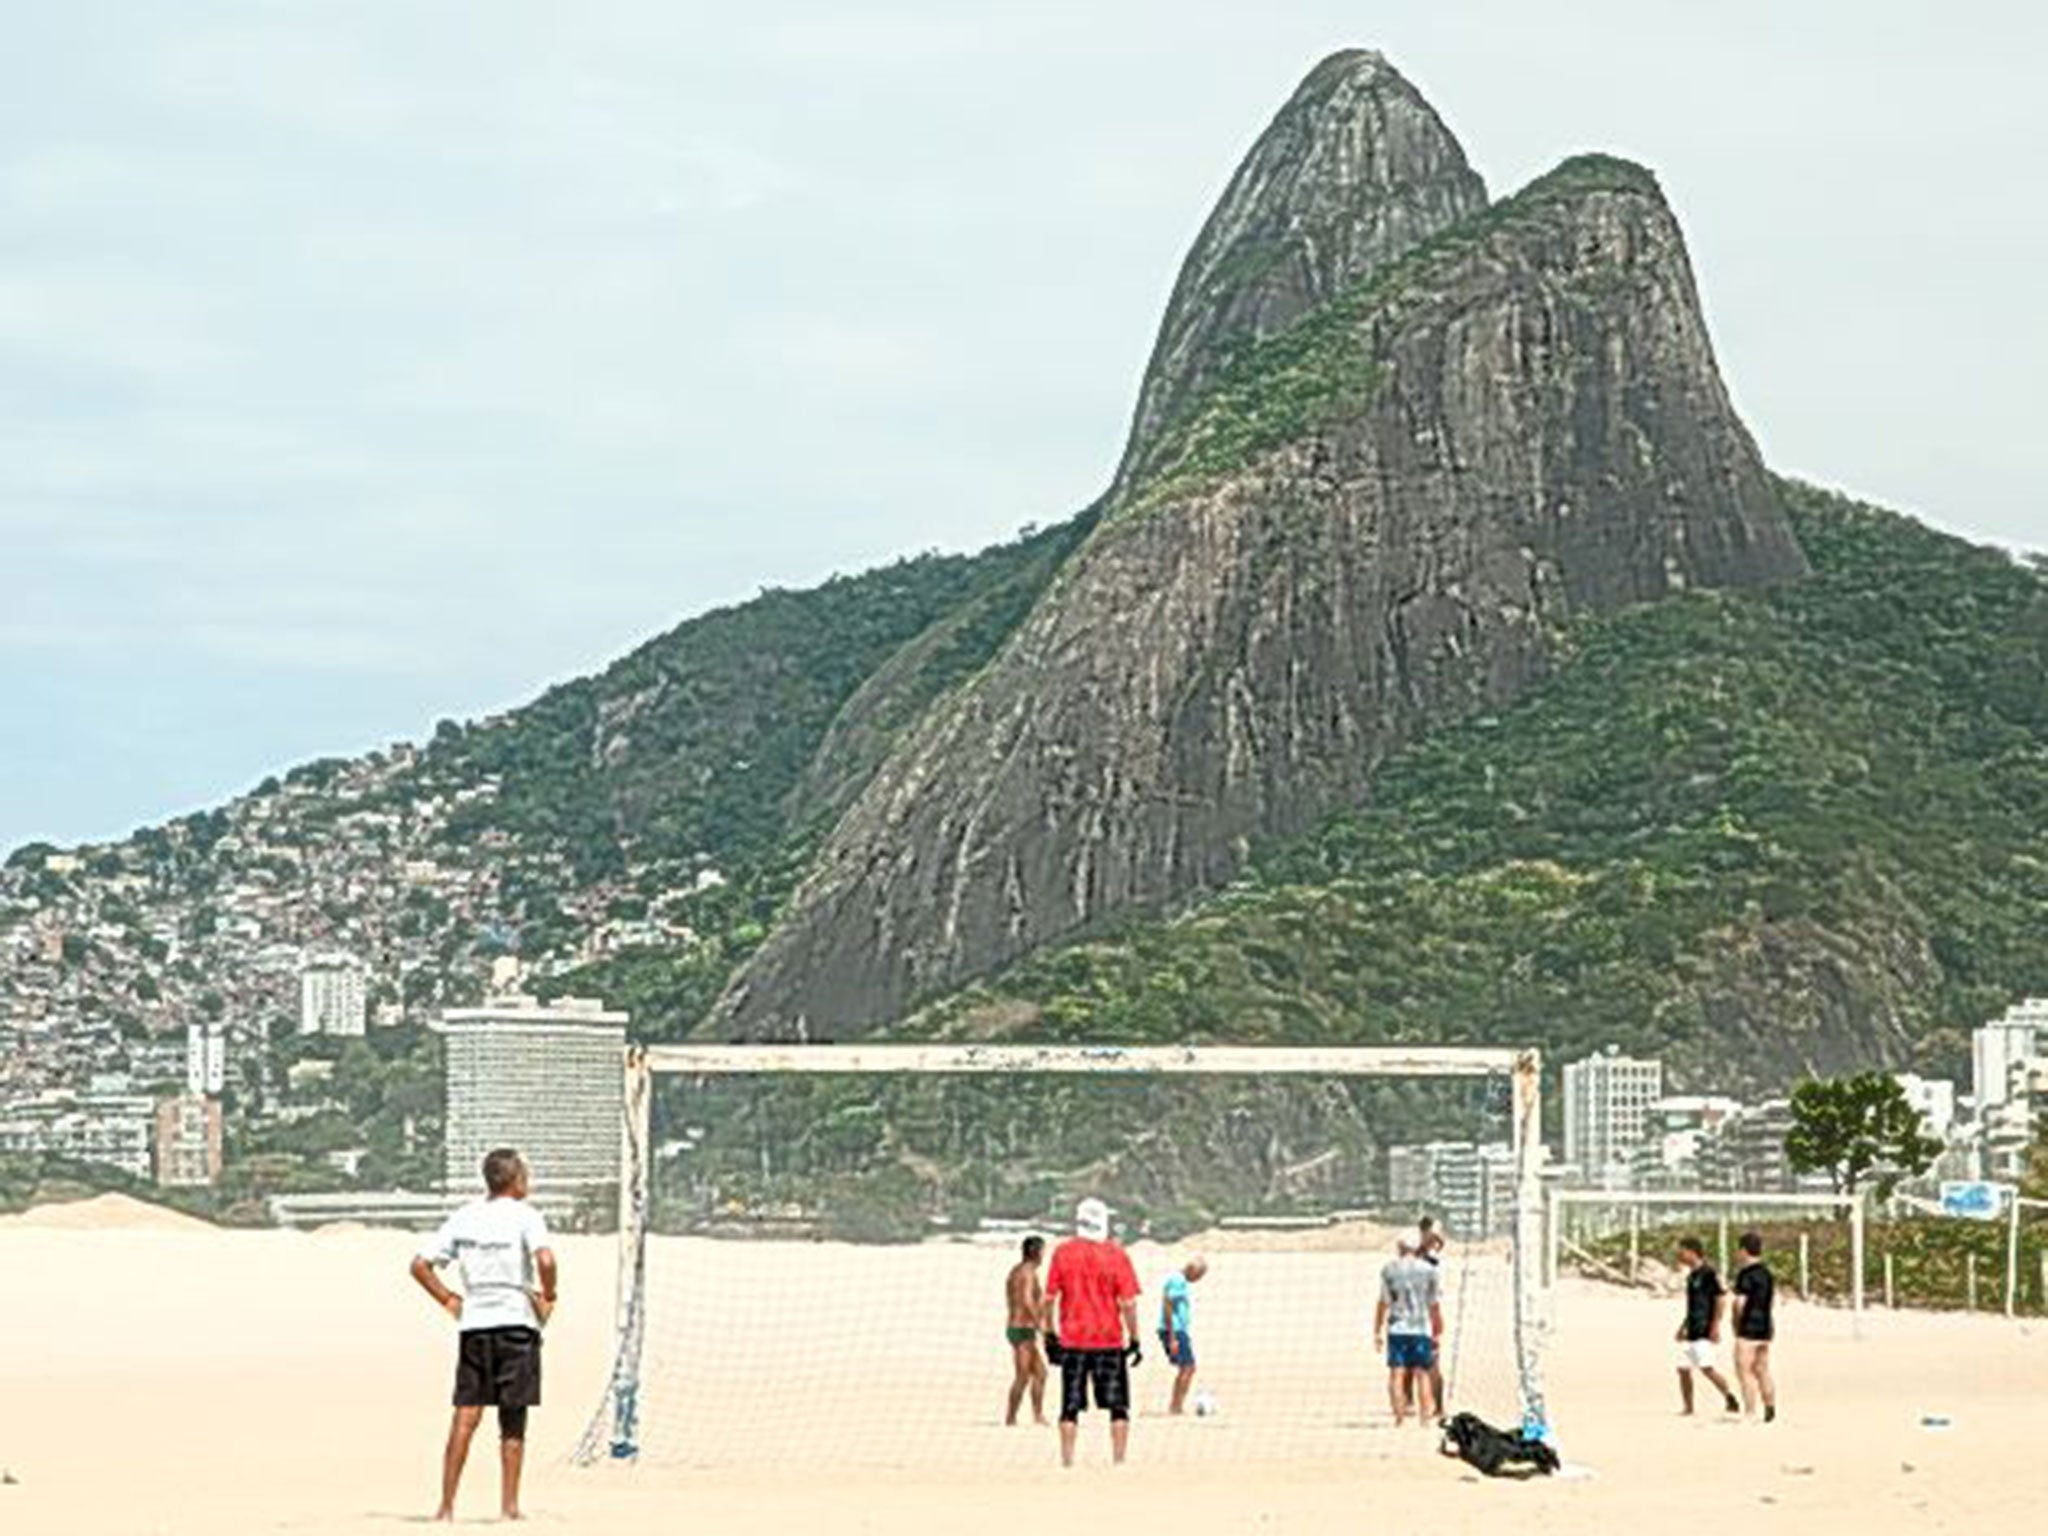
[[712, 76, 1809, 1041], [1116, 50, 1487, 488]]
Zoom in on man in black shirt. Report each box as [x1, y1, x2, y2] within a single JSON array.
[[1730, 1231, 1778, 1423], [1673, 1237, 1740, 1415]]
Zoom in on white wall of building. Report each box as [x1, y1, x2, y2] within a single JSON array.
[[435, 997, 627, 1192], [1971, 998, 2048, 1110], [300, 955, 368, 1037], [1562, 1049, 1663, 1183], [186, 1023, 226, 1095], [1894, 1072, 1957, 1140]]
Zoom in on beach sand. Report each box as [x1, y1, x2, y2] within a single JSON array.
[[1, 1199, 2041, 1533]]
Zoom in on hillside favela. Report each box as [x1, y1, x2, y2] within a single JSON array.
[[3, 21, 2046, 1536]]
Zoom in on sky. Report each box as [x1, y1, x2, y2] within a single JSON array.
[[4, 0, 2043, 853]]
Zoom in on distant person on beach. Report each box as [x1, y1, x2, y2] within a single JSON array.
[[1673, 1236, 1741, 1416], [409, 1147, 557, 1522], [1373, 1234, 1443, 1427], [1004, 1235, 1049, 1426], [1416, 1215, 1445, 1266], [1730, 1231, 1778, 1422], [1044, 1196, 1142, 1466], [1413, 1216, 1447, 1413], [1157, 1256, 1208, 1414]]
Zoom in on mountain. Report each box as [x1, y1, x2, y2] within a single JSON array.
[[715, 81, 1808, 1038], [4, 52, 2043, 1201], [1113, 48, 1488, 487], [914, 482, 2048, 1099]]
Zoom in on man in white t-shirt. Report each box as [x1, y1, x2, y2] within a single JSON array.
[[410, 1147, 557, 1523]]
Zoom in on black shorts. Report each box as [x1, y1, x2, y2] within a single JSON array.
[[454, 1326, 542, 1409], [1059, 1349, 1130, 1423]]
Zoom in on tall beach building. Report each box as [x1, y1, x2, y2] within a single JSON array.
[[436, 996, 628, 1193], [1561, 1047, 1663, 1185], [300, 953, 368, 1037]]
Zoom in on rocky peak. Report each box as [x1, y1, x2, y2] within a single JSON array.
[[1116, 49, 1488, 489], [712, 142, 1807, 1042]]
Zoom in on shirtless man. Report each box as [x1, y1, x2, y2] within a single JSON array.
[[1415, 1217, 1447, 1414], [1004, 1235, 1049, 1426]]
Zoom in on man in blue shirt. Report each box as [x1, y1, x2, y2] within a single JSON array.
[[1157, 1256, 1208, 1414]]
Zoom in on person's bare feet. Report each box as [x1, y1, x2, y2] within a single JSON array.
[[432, 1508, 455, 1523]]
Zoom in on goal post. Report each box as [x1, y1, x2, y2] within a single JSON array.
[[575, 1042, 1549, 1466], [1545, 1188, 1867, 1314]]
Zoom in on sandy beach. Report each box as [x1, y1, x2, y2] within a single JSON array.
[[2, 1197, 2042, 1534]]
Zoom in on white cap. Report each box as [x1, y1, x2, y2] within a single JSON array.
[[1075, 1197, 1111, 1240]]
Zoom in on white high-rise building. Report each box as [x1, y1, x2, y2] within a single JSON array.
[[1629, 1095, 1743, 1188], [185, 1023, 226, 1095], [300, 954, 368, 1037], [1972, 998, 2048, 1113], [1894, 1072, 1957, 1141], [1562, 1048, 1663, 1185], [436, 996, 627, 1193], [1385, 1140, 1519, 1238]]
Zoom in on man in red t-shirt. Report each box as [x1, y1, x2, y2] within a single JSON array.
[[1043, 1196, 1142, 1466]]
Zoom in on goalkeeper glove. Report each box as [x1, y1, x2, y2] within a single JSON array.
[[1043, 1331, 1066, 1366], [1124, 1339, 1143, 1368]]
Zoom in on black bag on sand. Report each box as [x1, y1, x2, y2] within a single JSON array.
[[1439, 1412, 1560, 1478]]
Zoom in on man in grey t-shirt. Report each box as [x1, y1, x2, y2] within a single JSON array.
[[1371, 1237, 1443, 1427]]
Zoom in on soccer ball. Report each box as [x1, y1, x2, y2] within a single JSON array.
[[1193, 1391, 1218, 1417]]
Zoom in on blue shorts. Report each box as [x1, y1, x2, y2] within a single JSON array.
[[1386, 1334, 1435, 1370], [1158, 1330, 1194, 1367]]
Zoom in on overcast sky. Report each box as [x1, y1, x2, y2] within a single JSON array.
[[4, 1, 2042, 852]]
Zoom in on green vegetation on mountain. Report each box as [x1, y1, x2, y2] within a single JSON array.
[[545, 476, 2046, 1239], [241, 1026, 446, 1194], [927, 483, 2048, 1094], [544, 477, 2047, 1090], [429, 514, 1092, 887], [511, 514, 1094, 1033], [1121, 154, 1664, 517]]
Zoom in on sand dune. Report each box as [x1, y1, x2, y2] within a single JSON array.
[[0, 1192, 215, 1232]]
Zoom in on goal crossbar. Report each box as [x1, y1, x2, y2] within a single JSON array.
[[640, 1043, 1529, 1078], [579, 1041, 1547, 1464]]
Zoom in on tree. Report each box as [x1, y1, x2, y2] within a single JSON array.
[[1784, 1072, 1941, 1199], [2020, 1127, 2048, 1204]]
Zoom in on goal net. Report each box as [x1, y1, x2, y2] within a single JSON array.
[[1547, 1189, 1867, 1311], [574, 1044, 1548, 1468]]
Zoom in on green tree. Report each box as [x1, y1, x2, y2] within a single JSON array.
[[1784, 1072, 1941, 1198], [2020, 1128, 2048, 1204]]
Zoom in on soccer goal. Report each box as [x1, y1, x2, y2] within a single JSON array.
[[1546, 1188, 1867, 1312], [572, 1042, 1549, 1468]]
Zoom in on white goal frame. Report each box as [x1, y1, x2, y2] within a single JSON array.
[[575, 1042, 1545, 1464]]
